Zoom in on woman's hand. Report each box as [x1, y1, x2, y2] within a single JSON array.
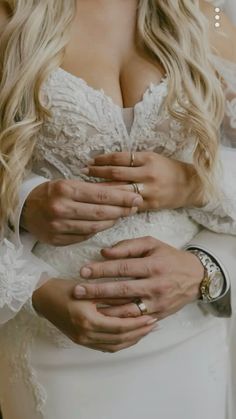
[[32, 278, 156, 353], [73, 237, 204, 321], [22, 179, 143, 246], [81, 151, 204, 210]]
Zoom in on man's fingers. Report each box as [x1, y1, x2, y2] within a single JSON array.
[[74, 279, 151, 300], [90, 152, 145, 167], [101, 236, 159, 259], [47, 234, 92, 246], [62, 201, 139, 221], [50, 219, 116, 236], [80, 257, 153, 280], [71, 182, 143, 207]]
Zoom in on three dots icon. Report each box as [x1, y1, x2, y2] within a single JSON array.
[[215, 7, 221, 28]]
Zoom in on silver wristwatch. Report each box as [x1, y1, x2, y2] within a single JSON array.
[[187, 247, 231, 317], [188, 249, 226, 302]]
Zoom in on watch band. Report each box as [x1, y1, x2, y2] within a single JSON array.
[[187, 247, 231, 317]]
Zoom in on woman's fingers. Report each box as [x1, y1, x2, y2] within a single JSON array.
[[89, 152, 145, 167], [87, 321, 157, 345], [99, 302, 144, 318]]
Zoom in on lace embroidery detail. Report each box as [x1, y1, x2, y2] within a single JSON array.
[[0, 240, 42, 317], [0, 55, 236, 415]]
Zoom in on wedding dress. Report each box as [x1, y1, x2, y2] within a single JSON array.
[[0, 54, 236, 419]]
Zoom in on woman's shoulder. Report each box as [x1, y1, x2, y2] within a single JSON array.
[[199, 0, 236, 63]]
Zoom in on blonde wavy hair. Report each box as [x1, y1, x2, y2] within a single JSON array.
[[0, 0, 225, 229]]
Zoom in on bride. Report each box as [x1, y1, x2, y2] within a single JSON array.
[[0, 0, 236, 418]]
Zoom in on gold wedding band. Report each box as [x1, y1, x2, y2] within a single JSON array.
[[134, 298, 148, 316], [130, 152, 135, 167]]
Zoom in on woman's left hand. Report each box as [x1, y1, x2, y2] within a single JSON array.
[[73, 237, 204, 321], [81, 151, 204, 210]]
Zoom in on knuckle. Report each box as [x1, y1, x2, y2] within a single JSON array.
[[117, 282, 130, 297], [111, 154, 121, 165], [53, 179, 69, 196], [117, 261, 130, 277], [94, 207, 106, 220], [80, 318, 92, 332], [96, 190, 109, 203], [48, 201, 64, 218], [92, 286, 105, 299], [110, 167, 122, 180], [48, 219, 61, 233], [142, 259, 153, 277], [90, 222, 101, 234]]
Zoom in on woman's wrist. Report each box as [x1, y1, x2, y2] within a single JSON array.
[[32, 278, 76, 317]]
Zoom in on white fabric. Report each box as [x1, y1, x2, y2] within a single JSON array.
[[14, 174, 49, 245], [0, 55, 236, 418]]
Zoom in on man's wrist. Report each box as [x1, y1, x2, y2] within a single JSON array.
[[185, 245, 231, 317]]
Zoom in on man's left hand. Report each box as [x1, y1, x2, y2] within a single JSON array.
[[73, 237, 204, 320]]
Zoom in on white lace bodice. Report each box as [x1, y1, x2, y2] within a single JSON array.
[[1, 54, 236, 323], [34, 68, 193, 181], [32, 64, 199, 277]]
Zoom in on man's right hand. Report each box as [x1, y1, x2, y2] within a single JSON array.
[[21, 179, 142, 246]]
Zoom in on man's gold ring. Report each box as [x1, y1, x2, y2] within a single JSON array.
[[134, 298, 148, 315]]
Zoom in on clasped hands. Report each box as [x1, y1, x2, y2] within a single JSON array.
[[29, 151, 204, 352]]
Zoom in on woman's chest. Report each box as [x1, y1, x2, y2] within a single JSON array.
[[34, 71, 195, 181]]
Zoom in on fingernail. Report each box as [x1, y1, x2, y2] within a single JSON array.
[[132, 196, 143, 206], [74, 286, 86, 297], [130, 207, 138, 214], [147, 318, 158, 325], [81, 267, 92, 278], [81, 168, 89, 174], [87, 159, 95, 165]]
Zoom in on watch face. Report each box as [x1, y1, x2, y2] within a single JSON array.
[[209, 272, 224, 299]]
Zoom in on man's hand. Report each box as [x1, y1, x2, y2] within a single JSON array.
[[73, 237, 204, 320], [21, 179, 142, 246]]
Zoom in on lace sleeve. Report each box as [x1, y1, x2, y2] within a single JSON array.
[[187, 55, 236, 234], [0, 228, 58, 325]]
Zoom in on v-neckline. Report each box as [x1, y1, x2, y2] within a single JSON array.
[[57, 66, 168, 112], [54, 66, 168, 145]]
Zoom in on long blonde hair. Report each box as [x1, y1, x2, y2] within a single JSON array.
[[0, 0, 225, 228]]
